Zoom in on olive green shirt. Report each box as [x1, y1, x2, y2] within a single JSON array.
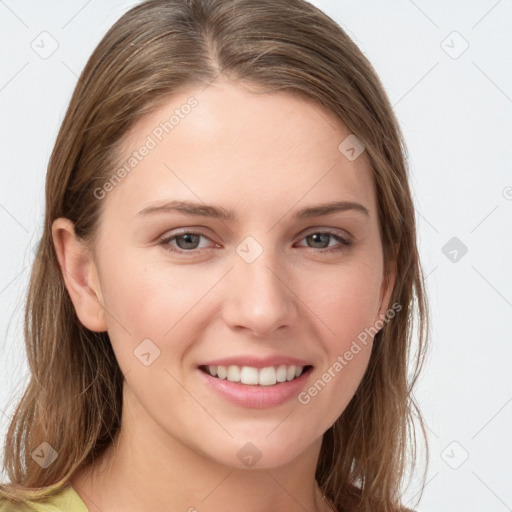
[[0, 485, 88, 512]]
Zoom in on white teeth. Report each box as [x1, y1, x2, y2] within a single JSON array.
[[286, 365, 297, 381], [240, 366, 259, 385], [276, 365, 287, 382], [227, 365, 240, 382], [217, 365, 227, 379], [205, 364, 306, 385], [258, 367, 277, 386]]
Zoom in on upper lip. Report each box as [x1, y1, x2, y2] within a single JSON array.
[[199, 355, 312, 368]]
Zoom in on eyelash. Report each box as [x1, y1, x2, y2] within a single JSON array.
[[158, 229, 352, 256]]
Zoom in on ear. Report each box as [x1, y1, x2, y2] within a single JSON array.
[[374, 244, 398, 326], [51, 218, 107, 332]]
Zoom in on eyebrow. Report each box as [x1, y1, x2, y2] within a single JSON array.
[[136, 199, 370, 220]]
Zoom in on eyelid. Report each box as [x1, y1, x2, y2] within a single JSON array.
[[165, 225, 353, 238], [301, 225, 353, 240], [159, 226, 352, 244], [159, 226, 353, 256], [158, 229, 216, 248]]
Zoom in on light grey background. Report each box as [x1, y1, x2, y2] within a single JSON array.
[[1, 1, 511, 510]]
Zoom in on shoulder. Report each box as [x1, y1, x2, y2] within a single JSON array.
[[0, 485, 88, 512]]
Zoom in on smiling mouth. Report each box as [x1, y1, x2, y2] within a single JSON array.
[[198, 364, 313, 386]]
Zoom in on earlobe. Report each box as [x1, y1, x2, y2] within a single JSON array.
[[51, 218, 107, 332]]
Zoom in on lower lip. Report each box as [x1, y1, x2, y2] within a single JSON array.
[[197, 367, 313, 409]]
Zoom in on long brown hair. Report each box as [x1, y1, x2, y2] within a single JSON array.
[[0, 1, 429, 510]]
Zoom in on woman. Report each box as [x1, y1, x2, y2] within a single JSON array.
[[0, 0, 429, 511]]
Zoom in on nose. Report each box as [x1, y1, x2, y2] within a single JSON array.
[[222, 248, 299, 338]]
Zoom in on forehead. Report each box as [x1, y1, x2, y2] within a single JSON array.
[[105, 77, 377, 223]]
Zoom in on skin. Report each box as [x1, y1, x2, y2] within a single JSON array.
[[53, 76, 396, 512]]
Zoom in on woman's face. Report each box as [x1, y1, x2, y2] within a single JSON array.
[[81, 78, 395, 469]]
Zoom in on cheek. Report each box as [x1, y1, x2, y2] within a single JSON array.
[[96, 253, 183, 364], [98, 251, 224, 377], [296, 263, 381, 422], [300, 257, 383, 401], [304, 258, 384, 341]]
